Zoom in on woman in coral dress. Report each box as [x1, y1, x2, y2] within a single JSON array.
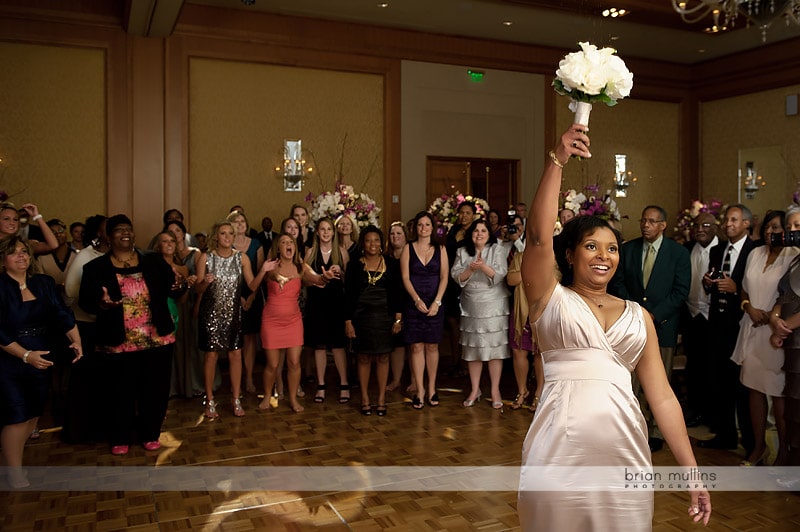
[[253, 233, 336, 413]]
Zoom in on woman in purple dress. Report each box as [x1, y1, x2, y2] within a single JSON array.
[[400, 211, 448, 409]]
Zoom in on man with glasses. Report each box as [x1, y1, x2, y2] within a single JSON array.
[[610, 205, 691, 452], [682, 213, 721, 428], [698, 204, 756, 453]]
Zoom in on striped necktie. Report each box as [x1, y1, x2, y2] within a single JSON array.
[[722, 245, 733, 274]]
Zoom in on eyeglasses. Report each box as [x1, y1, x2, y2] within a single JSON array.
[[639, 218, 665, 225], [690, 222, 714, 229]]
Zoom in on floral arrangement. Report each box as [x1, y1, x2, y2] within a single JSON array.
[[428, 191, 491, 233], [562, 184, 624, 222], [674, 198, 726, 238], [305, 181, 381, 228], [553, 42, 633, 125]]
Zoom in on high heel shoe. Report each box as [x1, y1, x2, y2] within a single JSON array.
[[339, 384, 351, 404], [510, 391, 529, 410], [463, 393, 482, 408], [314, 384, 326, 403], [204, 397, 219, 419], [412, 395, 424, 410], [740, 448, 769, 467], [492, 399, 504, 410], [232, 398, 245, 417], [529, 396, 540, 412]]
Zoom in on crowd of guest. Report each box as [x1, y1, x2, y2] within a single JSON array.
[[4, 189, 800, 479]]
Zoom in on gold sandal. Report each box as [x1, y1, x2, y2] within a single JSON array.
[[529, 396, 540, 412], [510, 391, 529, 410]]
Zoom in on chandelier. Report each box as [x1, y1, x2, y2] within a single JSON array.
[[671, 0, 800, 41]]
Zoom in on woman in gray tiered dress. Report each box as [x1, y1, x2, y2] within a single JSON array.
[[451, 219, 510, 409]]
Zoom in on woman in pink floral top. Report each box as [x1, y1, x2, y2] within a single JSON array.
[[79, 215, 185, 456]]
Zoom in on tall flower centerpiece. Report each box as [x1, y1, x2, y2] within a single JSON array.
[[306, 181, 381, 228], [428, 191, 490, 236], [553, 42, 633, 127], [562, 184, 624, 222]]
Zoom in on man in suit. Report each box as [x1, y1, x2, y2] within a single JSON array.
[[257, 216, 278, 253], [699, 204, 756, 452], [610, 205, 692, 452], [682, 212, 722, 428]]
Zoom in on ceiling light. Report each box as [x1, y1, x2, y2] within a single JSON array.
[[602, 7, 630, 18], [377, 2, 389, 7], [672, 1, 800, 42], [502, 20, 513, 26]]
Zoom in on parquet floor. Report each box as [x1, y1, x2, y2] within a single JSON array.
[[2, 357, 799, 531]]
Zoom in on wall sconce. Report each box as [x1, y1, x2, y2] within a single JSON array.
[[741, 161, 766, 200], [275, 139, 312, 192], [614, 154, 636, 197]]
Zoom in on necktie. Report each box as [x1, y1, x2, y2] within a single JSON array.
[[642, 243, 656, 287], [722, 245, 733, 274]]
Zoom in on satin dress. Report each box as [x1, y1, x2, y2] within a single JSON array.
[[519, 283, 652, 531]]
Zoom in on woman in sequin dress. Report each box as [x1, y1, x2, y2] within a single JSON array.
[[400, 211, 448, 410], [196, 220, 263, 419], [253, 233, 335, 413]]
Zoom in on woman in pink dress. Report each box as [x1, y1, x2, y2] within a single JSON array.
[[252, 233, 336, 413]]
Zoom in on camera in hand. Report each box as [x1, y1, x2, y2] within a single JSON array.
[[708, 268, 727, 311], [769, 230, 800, 247], [506, 209, 518, 235]]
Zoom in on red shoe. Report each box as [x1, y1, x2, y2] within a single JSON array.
[[111, 445, 129, 456], [143, 441, 161, 451]]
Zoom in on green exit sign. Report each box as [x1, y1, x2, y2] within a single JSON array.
[[467, 69, 485, 82]]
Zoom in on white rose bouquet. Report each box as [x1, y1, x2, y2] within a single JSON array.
[[553, 42, 633, 126]]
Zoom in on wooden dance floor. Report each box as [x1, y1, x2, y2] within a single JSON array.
[[1, 363, 799, 531]]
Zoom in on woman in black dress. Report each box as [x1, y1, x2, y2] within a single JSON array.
[[0, 236, 81, 487], [345, 226, 403, 415], [304, 217, 350, 403]]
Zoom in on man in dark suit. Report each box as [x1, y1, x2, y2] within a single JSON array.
[[256, 216, 278, 253], [682, 212, 722, 428], [699, 204, 756, 453], [610, 205, 691, 452]]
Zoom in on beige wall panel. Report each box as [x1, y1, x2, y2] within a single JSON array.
[[188, 58, 384, 235], [702, 84, 800, 221], [401, 61, 544, 222], [0, 41, 105, 225], [556, 98, 680, 241]]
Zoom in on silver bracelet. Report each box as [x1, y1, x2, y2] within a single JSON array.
[[32, 214, 43, 222], [22, 350, 31, 364]]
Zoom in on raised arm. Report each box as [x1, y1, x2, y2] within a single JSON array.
[[522, 125, 591, 321]]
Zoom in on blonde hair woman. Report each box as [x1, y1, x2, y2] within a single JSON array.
[[195, 220, 261, 419], [336, 213, 360, 258]]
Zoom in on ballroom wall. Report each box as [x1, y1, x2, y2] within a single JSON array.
[[0, 0, 799, 241], [187, 58, 384, 237], [400, 61, 544, 221], [702, 84, 800, 222], [0, 41, 105, 229]]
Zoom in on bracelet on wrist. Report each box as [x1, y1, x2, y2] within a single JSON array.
[[434, 300, 442, 306], [22, 350, 31, 364], [740, 299, 751, 311], [548, 150, 567, 169], [394, 319, 402, 325], [32, 214, 43, 222]]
